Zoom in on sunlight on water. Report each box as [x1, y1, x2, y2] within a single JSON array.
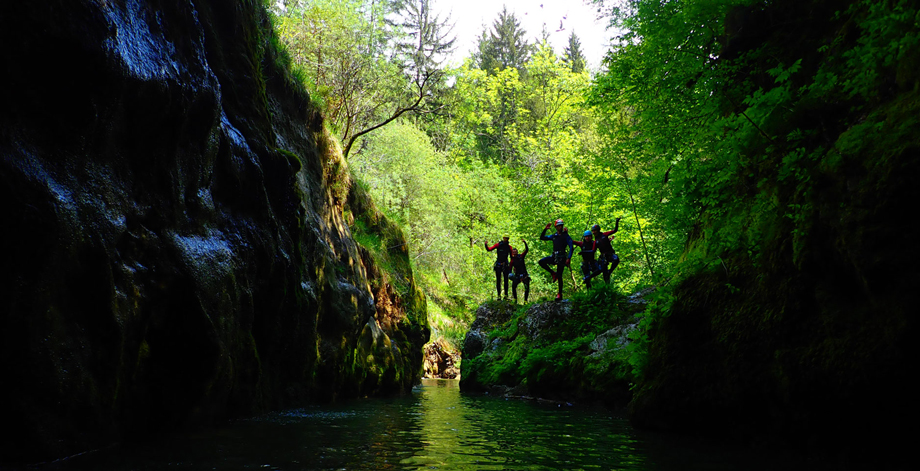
[[59, 379, 802, 470]]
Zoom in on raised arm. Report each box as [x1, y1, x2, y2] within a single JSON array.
[[521, 239, 529, 256], [485, 241, 500, 251], [539, 223, 552, 241]]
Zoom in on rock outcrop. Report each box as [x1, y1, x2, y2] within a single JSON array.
[[460, 289, 639, 405], [0, 0, 427, 463], [422, 339, 460, 379]]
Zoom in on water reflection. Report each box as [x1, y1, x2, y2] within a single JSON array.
[[405, 379, 646, 470], [50, 379, 804, 470]]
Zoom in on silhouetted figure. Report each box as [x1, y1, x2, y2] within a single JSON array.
[[485, 234, 513, 298], [538, 219, 573, 300]]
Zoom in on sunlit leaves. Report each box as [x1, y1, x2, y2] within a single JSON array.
[[351, 121, 511, 301], [275, 0, 399, 143]]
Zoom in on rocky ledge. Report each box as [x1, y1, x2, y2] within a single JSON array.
[[460, 286, 643, 406]]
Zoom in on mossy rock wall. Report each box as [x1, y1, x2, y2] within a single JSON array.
[[0, 0, 427, 463], [628, 0, 919, 455]]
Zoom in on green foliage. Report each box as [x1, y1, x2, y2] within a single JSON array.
[[474, 6, 532, 74], [520, 335, 595, 386], [446, 43, 655, 298], [624, 288, 674, 381], [562, 31, 587, 74], [461, 286, 640, 401], [341, 5, 661, 310], [588, 0, 920, 382], [275, 0, 388, 122], [347, 179, 416, 295], [350, 121, 511, 307], [839, 0, 920, 100], [275, 0, 456, 158], [389, 0, 457, 79], [426, 299, 469, 350]]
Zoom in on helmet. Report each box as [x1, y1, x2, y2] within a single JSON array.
[[502, 233, 510, 239], [583, 230, 592, 237], [554, 219, 564, 226], [591, 224, 600, 232]]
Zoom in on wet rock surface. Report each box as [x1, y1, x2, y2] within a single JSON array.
[[462, 302, 515, 359], [517, 300, 573, 341], [0, 0, 427, 463], [422, 340, 459, 379]]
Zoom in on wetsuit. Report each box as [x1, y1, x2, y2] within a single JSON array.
[[573, 239, 601, 288], [485, 239, 512, 298], [538, 226, 573, 298], [507, 241, 530, 303], [592, 221, 620, 283]]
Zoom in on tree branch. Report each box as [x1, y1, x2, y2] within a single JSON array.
[[342, 70, 434, 159]]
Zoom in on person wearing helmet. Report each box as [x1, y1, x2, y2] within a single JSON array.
[[573, 230, 601, 289], [484, 234, 513, 299], [590, 218, 621, 283], [507, 239, 531, 303], [538, 219, 573, 300]]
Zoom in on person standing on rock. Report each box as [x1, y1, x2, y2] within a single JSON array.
[[590, 218, 621, 283], [508, 239, 531, 303], [539, 219, 574, 301], [573, 230, 601, 289], [484, 234, 513, 299]]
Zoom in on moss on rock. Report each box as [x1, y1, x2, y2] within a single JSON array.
[[0, 0, 426, 463], [626, 0, 920, 459], [460, 286, 642, 406]]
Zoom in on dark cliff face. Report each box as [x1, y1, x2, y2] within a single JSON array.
[[0, 0, 427, 462], [628, 0, 918, 457]]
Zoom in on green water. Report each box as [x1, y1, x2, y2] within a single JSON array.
[[57, 379, 804, 470]]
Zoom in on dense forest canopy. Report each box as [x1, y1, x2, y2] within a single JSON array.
[[272, 0, 920, 372], [273, 0, 630, 342]]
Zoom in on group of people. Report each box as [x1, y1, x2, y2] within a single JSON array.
[[484, 218, 621, 302]]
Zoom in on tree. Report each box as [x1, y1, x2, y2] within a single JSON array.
[[466, 7, 536, 163], [276, 0, 456, 159], [563, 31, 587, 73], [339, 0, 458, 157], [391, 0, 456, 79], [474, 6, 531, 74], [350, 122, 510, 302], [276, 0, 397, 148]]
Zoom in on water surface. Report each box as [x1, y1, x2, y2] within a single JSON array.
[[53, 379, 809, 470]]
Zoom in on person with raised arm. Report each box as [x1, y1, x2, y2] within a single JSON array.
[[538, 219, 574, 301], [573, 230, 601, 289], [590, 218, 621, 283]]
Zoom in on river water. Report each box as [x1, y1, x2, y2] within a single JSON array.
[[51, 379, 808, 470]]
